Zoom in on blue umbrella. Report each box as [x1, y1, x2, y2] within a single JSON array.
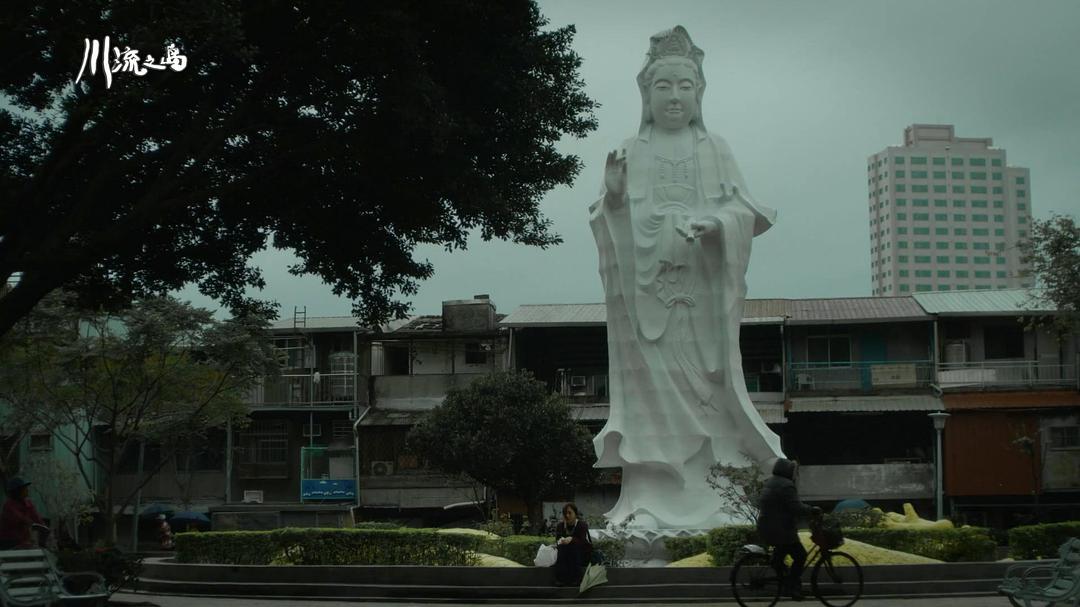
[[139, 503, 175, 518], [833, 498, 871, 513], [170, 511, 210, 525]]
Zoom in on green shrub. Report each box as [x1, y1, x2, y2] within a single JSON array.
[[592, 536, 627, 567], [844, 527, 995, 562], [175, 528, 482, 566], [706, 525, 758, 566], [57, 548, 142, 593], [829, 508, 885, 530], [478, 535, 549, 566], [666, 535, 709, 562], [353, 521, 400, 530], [1008, 522, 1080, 560]]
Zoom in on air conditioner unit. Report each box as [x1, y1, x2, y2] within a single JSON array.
[[302, 423, 322, 437], [371, 461, 394, 476], [242, 490, 264, 504], [570, 375, 587, 388]]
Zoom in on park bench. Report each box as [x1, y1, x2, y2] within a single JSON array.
[[999, 537, 1080, 607], [0, 548, 108, 607]]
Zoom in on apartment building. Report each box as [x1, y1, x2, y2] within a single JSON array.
[[868, 124, 1034, 296]]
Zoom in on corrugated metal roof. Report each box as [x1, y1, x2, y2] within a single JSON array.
[[786, 296, 929, 325], [913, 289, 1053, 315], [499, 299, 790, 327], [789, 394, 944, 413]]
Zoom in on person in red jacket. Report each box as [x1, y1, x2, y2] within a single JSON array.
[[0, 478, 46, 550]]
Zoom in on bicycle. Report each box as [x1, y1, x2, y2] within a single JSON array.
[[730, 515, 863, 607]]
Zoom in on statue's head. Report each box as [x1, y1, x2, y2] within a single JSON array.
[[637, 26, 706, 133]]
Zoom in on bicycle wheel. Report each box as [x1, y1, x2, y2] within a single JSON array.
[[730, 552, 782, 607], [811, 551, 863, 607]]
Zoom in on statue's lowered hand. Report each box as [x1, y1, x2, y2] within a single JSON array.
[[688, 219, 720, 239]]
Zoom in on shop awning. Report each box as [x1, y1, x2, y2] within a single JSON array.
[[789, 394, 944, 413]]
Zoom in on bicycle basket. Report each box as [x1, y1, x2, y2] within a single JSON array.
[[811, 518, 844, 549]]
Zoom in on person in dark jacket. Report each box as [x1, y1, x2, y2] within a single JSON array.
[[552, 503, 592, 586], [756, 459, 821, 600], [0, 478, 46, 550]]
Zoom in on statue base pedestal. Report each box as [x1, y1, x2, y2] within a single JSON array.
[[591, 527, 713, 567]]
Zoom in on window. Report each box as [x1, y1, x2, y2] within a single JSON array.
[[973, 228, 989, 236], [985, 322, 1024, 359], [898, 255, 909, 262], [934, 199, 947, 207], [954, 242, 968, 249], [992, 172, 1002, 180], [975, 284, 991, 290], [895, 170, 906, 178], [993, 186, 1004, 194], [1019, 216, 1028, 224], [996, 271, 1008, 279], [898, 241, 908, 249], [465, 342, 490, 365], [974, 256, 991, 264], [916, 284, 932, 292], [974, 242, 989, 250], [1049, 426, 1080, 450], [971, 186, 987, 194], [914, 241, 930, 249], [241, 420, 290, 466], [914, 199, 929, 207], [912, 185, 928, 193], [1019, 230, 1027, 237], [912, 170, 928, 178], [937, 270, 950, 278], [991, 158, 1002, 167], [956, 256, 969, 264], [972, 200, 988, 208], [952, 185, 965, 193], [954, 214, 967, 221], [951, 157, 964, 166], [807, 335, 851, 365], [895, 157, 905, 165], [896, 184, 906, 192], [900, 284, 910, 292], [995, 255, 1006, 263], [898, 269, 909, 277], [896, 227, 908, 235], [993, 200, 1004, 208], [1017, 189, 1026, 197], [176, 431, 226, 472], [939, 285, 952, 291], [897, 212, 907, 220], [911, 156, 927, 165], [933, 157, 946, 165], [29, 432, 52, 452], [914, 227, 930, 235], [969, 158, 986, 166], [935, 213, 948, 221], [915, 255, 931, 263], [994, 215, 1005, 223], [951, 171, 965, 179], [1016, 176, 1026, 185], [914, 213, 929, 221], [933, 171, 946, 179], [994, 229, 1005, 237], [956, 284, 969, 290], [1018, 203, 1027, 210], [956, 270, 969, 278], [953, 200, 966, 207], [384, 344, 411, 375], [933, 184, 947, 193], [935, 227, 948, 235], [954, 227, 967, 236], [936, 241, 949, 250], [895, 198, 907, 206], [970, 172, 986, 180], [915, 270, 932, 278], [973, 214, 988, 222]]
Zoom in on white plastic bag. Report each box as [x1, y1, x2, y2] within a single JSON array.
[[533, 543, 558, 567]]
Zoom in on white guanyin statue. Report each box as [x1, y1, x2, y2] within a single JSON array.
[[589, 25, 785, 530]]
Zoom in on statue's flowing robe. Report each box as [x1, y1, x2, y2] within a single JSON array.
[[588, 125, 784, 528]]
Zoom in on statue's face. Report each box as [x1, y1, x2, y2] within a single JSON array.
[[648, 60, 699, 131]]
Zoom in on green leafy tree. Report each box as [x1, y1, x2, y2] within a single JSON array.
[[1020, 214, 1080, 334], [706, 454, 765, 525], [408, 370, 597, 533], [0, 293, 277, 543], [0, 0, 597, 337]]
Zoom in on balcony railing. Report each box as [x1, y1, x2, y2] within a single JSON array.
[[248, 372, 357, 407], [937, 361, 1079, 390], [788, 361, 934, 393]]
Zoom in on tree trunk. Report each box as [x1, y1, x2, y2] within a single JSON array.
[[526, 499, 546, 536]]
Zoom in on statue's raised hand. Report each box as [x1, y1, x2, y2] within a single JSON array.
[[604, 149, 627, 207]]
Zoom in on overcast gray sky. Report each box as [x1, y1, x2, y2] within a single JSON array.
[[179, 0, 1080, 320]]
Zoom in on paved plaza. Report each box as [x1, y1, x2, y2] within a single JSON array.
[[111, 592, 1011, 607]]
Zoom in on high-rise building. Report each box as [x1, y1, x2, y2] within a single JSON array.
[[868, 124, 1033, 296]]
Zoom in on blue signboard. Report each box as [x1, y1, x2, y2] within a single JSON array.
[[300, 479, 356, 501]]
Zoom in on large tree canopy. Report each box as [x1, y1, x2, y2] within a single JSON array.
[[1021, 214, 1080, 333], [0, 1, 597, 336]]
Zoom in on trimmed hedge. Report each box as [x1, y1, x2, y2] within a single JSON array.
[[478, 535, 550, 566], [175, 528, 483, 565], [707, 525, 758, 566], [666, 535, 710, 562], [844, 527, 995, 562], [1009, 522, 1080, 560]]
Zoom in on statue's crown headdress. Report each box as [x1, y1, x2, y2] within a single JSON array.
[[645, 26, 704, 71]]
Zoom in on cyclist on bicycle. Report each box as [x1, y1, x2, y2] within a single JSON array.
[[756, 458, 821, 601]]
